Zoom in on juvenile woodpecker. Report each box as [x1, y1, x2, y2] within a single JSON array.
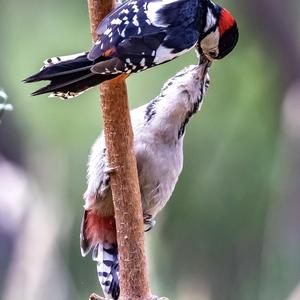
[[81, 62, 210, 299], [24, 0, 237, 99]]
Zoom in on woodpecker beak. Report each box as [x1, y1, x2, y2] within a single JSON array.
[[199, 54, 212, 70]]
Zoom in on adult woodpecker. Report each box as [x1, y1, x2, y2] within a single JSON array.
[[81, 62, 210, 299], [24, 0, 238, 99]]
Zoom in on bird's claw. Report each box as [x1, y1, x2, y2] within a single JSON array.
[[198, 53, 212, 68], [144, 214, 156, 232], [104, 166, 117, 174]]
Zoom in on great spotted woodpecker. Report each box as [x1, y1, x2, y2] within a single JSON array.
[[24, 0, 237, 99], [81, 62, 210, 299]]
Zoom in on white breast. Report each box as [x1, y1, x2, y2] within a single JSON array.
[[134, 134, 184, 218]]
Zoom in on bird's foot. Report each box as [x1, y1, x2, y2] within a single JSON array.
[[104, 166, 117, 174], [89, 293, 105, 300], [144, 214, 156, 232]]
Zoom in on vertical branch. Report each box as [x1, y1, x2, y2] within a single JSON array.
[[87, 1, 152, 299]]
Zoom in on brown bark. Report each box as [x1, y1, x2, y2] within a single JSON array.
[[87, 1, 158, 300]]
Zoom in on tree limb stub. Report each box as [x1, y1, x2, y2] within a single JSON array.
[[87, 1, 152, 299]]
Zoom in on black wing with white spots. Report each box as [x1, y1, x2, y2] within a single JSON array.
[[88, 0, 202, 74], [88, 0, 162, 60], [24, 0, 208, 99]]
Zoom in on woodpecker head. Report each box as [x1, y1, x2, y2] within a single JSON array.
[[160, 62, 209, 97], [155, 62, 210, 117], [199, 3, 239, 61]]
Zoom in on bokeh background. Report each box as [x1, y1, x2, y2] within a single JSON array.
[[1, 0, 300, 299]]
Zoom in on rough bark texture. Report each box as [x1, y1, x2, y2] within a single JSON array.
[[99, 79, 151, 300], [86, 1, 153, 299]]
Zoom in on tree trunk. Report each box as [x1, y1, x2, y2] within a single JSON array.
[[86, 1, 157, 299]]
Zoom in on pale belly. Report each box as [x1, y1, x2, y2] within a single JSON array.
[[89, 137, 184, 219], [136, 142, 183, 218]]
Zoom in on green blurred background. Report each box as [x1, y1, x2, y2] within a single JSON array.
[[1, 0, 300, 299]]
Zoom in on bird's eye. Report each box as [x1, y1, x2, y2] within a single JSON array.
[[209, 50, 217, 58]]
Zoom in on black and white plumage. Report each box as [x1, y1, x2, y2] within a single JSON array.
[[92, 242, 120, 300], [24, 0, 238, 99], [80, 63, 210, 299]]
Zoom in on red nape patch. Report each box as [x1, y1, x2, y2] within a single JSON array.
[[218, 8, 236, 36], [85, 211, 117, 245]]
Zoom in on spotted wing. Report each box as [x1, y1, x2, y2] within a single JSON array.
[[88, 0, 201, 73], [88, 0, 161, 60], [91, 32, 166, 74], [88, 0, 199, 61]]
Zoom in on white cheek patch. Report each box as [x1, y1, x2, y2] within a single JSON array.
[[200, 29, 220, 53]]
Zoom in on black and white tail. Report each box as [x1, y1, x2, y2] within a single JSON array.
[[92, 242, 120, 300], [23, 52, 117, 99]]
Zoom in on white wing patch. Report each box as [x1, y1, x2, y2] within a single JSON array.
[[145, 0, 181, 27], [153, 44, 196, 64], [204, 8, 217, 32]]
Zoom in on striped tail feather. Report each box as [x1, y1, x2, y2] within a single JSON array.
[[23, 52, 118, 99], [93, 242, 120, 300], [80, 211, 120, 299]]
